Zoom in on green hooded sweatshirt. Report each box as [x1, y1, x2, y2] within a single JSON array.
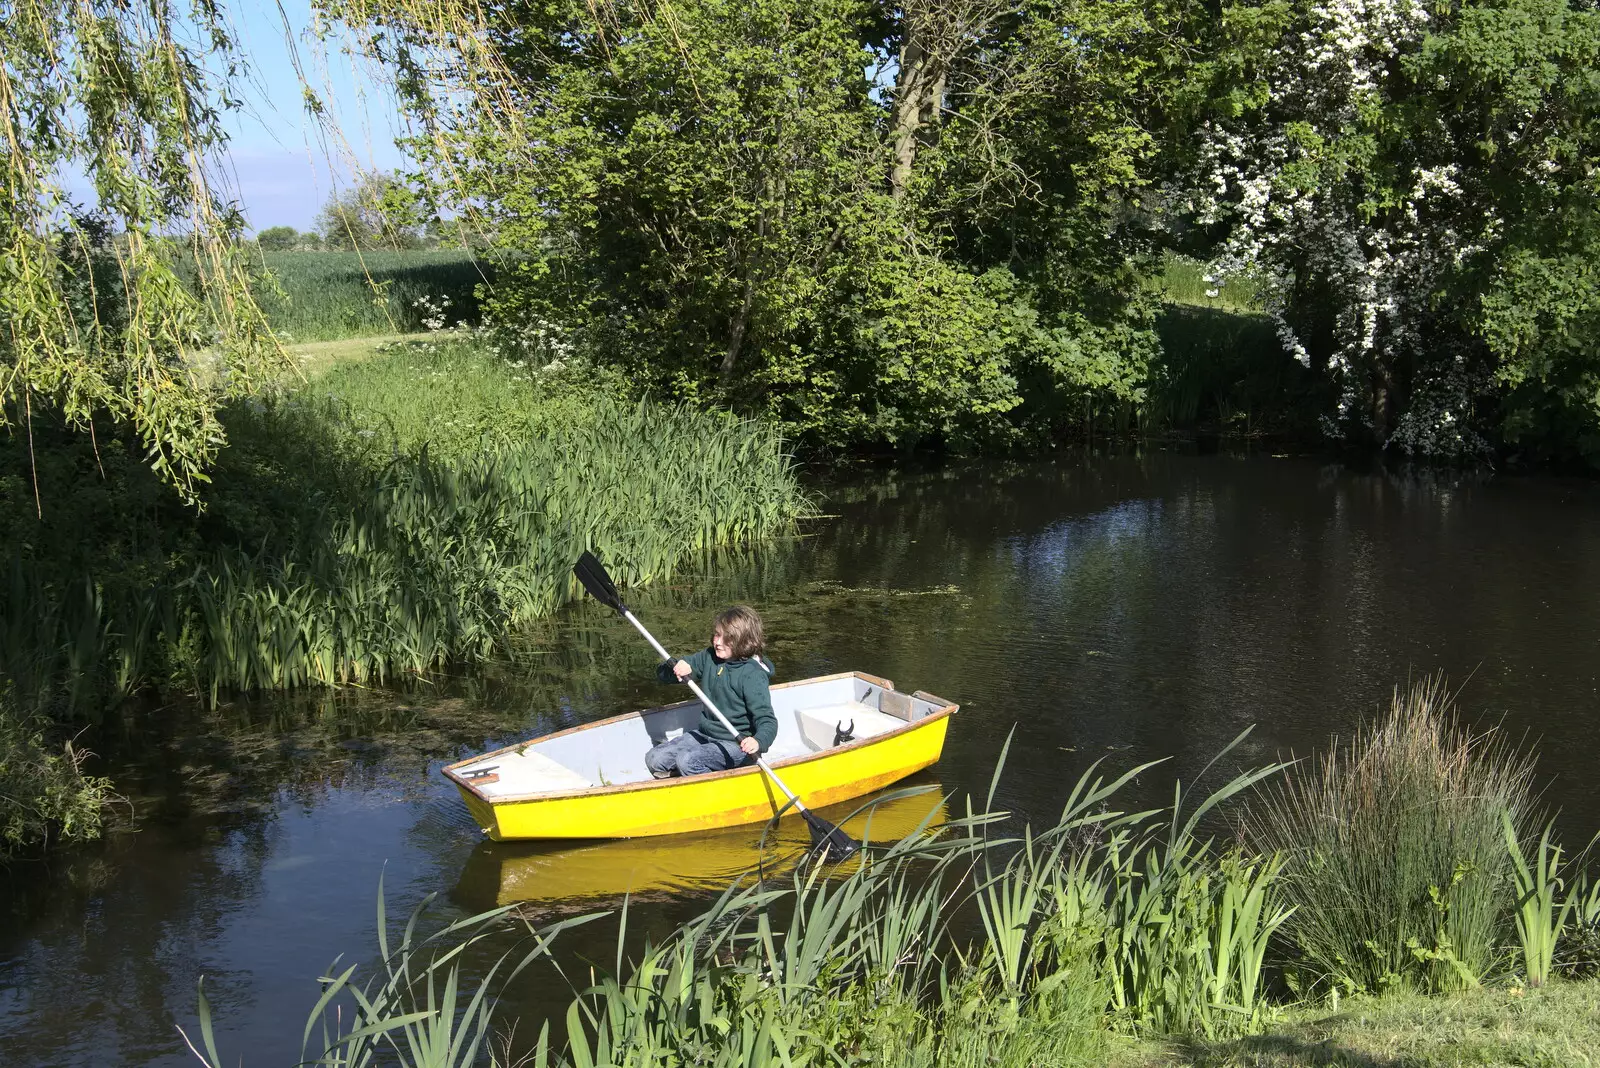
[[656, 648, 778, 752]]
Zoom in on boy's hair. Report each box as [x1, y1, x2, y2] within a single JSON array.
[[714, 606, 765, 658]]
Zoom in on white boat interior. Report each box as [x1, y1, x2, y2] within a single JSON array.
[[452, 674, 948, 800]]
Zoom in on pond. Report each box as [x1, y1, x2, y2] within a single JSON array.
[[3, 452, 1599, 1066]]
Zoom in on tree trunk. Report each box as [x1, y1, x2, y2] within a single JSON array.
[[890, 25, 936, 198], [721, 268, 758, 384], [722, 203, 769, 385], [1369, 364, 1396, 444]]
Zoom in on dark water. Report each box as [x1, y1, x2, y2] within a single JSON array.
[[4, 453, 1600, 1066]]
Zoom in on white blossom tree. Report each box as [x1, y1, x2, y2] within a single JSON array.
[[1186, 0, 1600, 460]]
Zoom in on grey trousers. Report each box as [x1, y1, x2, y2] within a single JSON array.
[[645, 730, 752, 778]]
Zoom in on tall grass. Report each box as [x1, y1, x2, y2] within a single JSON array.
[[1247, 677, 1537, 995], [1145, 305, 1327, 439], [1557, 858, 1600, 978], [1145, 254, 1335, 440], [182, 717, 1600, 1064], [1, 344, 810, 713], [178, 394, 807, 696], [1505, 814, 1577, 987], [1096, 741, 1294, 1037], [255, 251, 489, 342], [185, 878, 601, 1068]]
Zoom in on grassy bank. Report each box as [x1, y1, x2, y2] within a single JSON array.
[[185, 679, 1600, 1067], [264, 248, 1309, 448], [0, 339, 808, 852], [1129, 981, 1600, 1066], [3, 340, 807, 708], [1159, 254, 1262, 314]]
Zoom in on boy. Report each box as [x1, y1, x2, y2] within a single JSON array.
[[646, 605, 776, 778]]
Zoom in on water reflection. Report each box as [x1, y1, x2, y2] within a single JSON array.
[[453, 786, 948, 914]]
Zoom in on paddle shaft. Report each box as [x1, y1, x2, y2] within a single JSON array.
[[619, 608, 813, 814]]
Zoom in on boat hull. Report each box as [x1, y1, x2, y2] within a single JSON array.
[[453, 712, 949, 839], [446, 673, 955, 840]]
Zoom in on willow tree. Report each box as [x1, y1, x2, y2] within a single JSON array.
[[1, 0, 284, 501]]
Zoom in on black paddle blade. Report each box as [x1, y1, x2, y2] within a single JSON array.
[[573, 551, 626, 613], [803, 811, 861, 863]]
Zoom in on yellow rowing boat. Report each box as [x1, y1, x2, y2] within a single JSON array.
[[444, 671, 956, 840]]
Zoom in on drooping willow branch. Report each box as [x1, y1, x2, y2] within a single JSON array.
[[1, 0, 285, 502]]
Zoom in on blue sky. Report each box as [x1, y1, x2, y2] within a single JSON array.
[[221, 1, 406, 233]]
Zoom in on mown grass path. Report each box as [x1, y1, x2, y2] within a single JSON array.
[[1122, 981, 1600, 1067], [284, 332, 414, 378]]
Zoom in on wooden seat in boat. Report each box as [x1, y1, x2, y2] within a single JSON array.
[[474, 749, 594, 797], [788, 703, 909, 753]]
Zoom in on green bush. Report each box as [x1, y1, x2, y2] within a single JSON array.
[[0, 692, 113, 855], [1248, 677, 1537, 995], [255, 226, 300, 252]]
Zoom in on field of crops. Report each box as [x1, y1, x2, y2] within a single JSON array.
[[255, 250, 490, 342]]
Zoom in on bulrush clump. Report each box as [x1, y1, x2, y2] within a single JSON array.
[[1247, 676, 1537, 995]]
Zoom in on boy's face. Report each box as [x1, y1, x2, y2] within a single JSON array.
[[712, 627, 733, 659]]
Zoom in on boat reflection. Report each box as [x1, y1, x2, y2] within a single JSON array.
[[453, 783, 948, 912]]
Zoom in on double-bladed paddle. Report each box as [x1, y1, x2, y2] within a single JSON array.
[[573, 551, 860, 862]]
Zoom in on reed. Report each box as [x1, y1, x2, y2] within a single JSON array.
[[1094, 736, 1293, 1037], [1505, 814, 1577, 988], [185, 722, 1600, 1065], [1, 344, 809, 712], [184, 877, 599, 1068], [1145, 305, 1321, 439], [177, 388, 810, 696], [1557, 863, 1600, 979], [1246, 676, 1537, 995], [0, 559, 160, 720]]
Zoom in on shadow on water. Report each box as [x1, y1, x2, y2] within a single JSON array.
[[4, 452, 1600, 1067]]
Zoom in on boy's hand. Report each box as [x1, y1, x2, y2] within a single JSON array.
[[673, 659, 694, 681], [739, 736, 760, 756]]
